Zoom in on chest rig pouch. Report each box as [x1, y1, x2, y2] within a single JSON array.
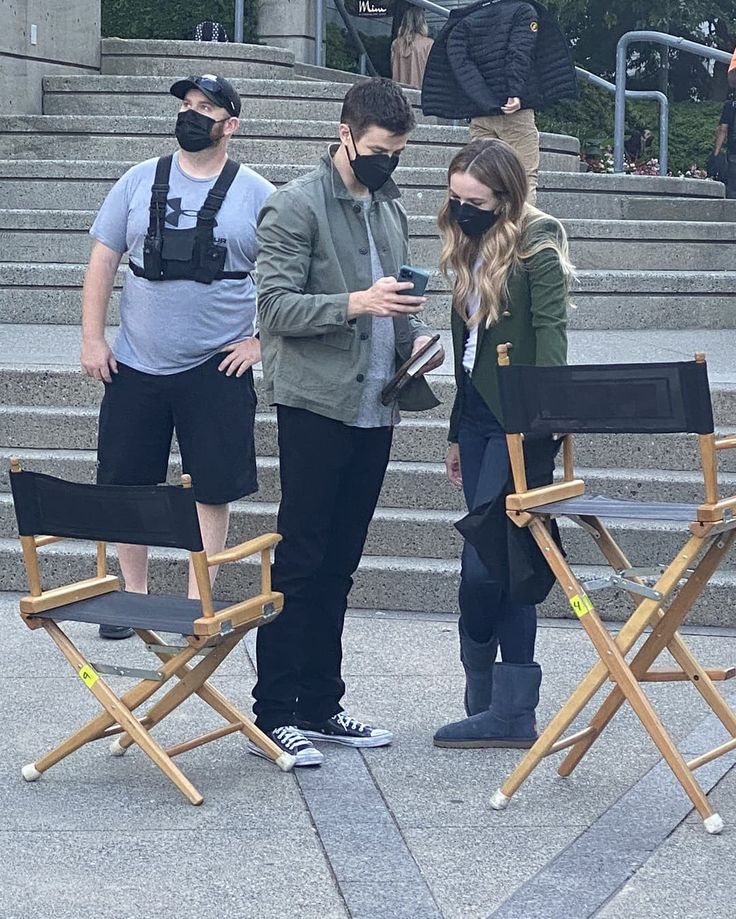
[[129, 155, 250, 285]]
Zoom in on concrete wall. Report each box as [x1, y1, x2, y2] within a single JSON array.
[[1, 0, 101, 114], [258, 0, 317, 65]]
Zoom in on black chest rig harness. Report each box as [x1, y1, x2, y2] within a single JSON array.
[[129, 155, 251, 285]]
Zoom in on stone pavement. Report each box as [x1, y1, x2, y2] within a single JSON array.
[[2, 592, 736, 919]]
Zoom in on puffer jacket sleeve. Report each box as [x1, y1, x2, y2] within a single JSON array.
[[506, 3, 539, 100], [446, 15, 502, 112]]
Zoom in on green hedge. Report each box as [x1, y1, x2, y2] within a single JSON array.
[[538, 82, 723, 175], [101, 0, 259, 42]]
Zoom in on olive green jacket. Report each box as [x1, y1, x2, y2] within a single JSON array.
[[256, 146, 438, 424], [448, 216, 569, 441]]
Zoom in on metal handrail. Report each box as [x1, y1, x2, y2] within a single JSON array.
[[614, 31, 733, 174], [578, 67, 669, 175]]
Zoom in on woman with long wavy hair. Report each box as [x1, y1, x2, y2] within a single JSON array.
[[433, 138, 574, 749]]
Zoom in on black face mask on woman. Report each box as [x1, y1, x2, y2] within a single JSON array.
[[348, 128, 400, 192], [175, 109, 227, 153], [449, 198, 499, 237]]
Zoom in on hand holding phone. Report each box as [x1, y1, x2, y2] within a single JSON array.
[[347, 272, 428, 319], [397, 264, 430, 298]]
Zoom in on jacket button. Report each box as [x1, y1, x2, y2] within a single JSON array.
[[334, 312, 343, 322], [356, 374, 365, 382], [360, 333, 369, 340], [359, 247, 368, 255], [502, 310, 511, 318], [353, 204, 362, 214]]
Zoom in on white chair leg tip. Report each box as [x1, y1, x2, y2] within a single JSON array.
[[276, 753, 296, 772], [109, 739, 127, 757], [490, 790, 510, 811], [704, 814, 724, 835], [22, 763, 41, 782]]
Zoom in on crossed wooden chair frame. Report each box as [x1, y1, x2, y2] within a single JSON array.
[[489, 348, 736, 834], [11, 461, 295, 805]]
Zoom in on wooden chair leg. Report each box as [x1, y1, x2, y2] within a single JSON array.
[[25, 622, 204, 804], [492, 523, 722, 831], [138, 628, 294, 769], [109, 633, 240, 754], [558, 530, 736, 777]]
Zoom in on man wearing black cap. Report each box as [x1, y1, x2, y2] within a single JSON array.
[[80, 75, 273, 637]]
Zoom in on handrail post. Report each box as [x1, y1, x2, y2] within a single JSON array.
[[614, 35, 629, 174], [234, 0, 244, 43], [659, 92, 669, 176], [315, 0, 324, 67]]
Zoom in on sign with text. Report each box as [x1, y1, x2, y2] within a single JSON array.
[[348, 1, 394, 17]]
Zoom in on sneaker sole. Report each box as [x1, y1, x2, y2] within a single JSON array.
[[246, 741, 324, 767], [433, 738, 536, 749], [299, 731, 393, 748]]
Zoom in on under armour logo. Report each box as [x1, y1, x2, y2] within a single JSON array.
[[165, 197, 218, 228]]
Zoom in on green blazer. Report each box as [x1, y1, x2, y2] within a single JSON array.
[[448, 216, 569, 441]]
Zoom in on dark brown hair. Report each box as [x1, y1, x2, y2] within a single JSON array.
[[340, 77, 416, 140]]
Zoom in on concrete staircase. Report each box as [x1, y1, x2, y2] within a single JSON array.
[[1, 39, 735, 625]]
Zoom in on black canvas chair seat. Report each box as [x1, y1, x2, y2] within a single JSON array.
[[531, 494, 700, 522], [34, 591, 230, 633]]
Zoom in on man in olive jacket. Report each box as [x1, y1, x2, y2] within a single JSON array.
[[251, 78, 444, 767]]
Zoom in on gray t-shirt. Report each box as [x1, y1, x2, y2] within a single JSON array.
[[90, 152, 274, 375], [352, 198, 399, 429]]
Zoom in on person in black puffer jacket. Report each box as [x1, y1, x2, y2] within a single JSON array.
[[422, 0, 577, 202]]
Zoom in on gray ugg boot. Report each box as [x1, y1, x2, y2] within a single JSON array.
[[459, 621, 499, 716], [434, 662, 541, 749]]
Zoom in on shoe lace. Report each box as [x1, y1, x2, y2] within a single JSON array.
[[335, 712, 368, 733], [273, 725, 310, 751]]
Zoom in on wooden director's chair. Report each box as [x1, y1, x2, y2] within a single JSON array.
[[10, 460, 295, 805], [489, 348, 736, 834]]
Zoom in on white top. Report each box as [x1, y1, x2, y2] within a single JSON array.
[[462, 286, 482, 373]]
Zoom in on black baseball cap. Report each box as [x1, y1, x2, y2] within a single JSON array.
[[169, 74, 241, 117]]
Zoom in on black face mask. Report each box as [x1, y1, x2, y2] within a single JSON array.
[[347, 129, 400, 192], [175, 109, 226, 153], [449, 198, 499, 237]]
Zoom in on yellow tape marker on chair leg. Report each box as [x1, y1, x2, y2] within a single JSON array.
[[78, 663, 99, 688], [569, 593, 594, 618]]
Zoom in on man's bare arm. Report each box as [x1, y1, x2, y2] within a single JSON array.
[[81, 240, 123, 383]]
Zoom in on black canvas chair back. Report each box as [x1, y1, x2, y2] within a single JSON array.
[[498, 360, 714, 436], [11, 470, 204, 552]]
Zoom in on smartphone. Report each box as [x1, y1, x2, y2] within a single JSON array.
[[397, 264, 430, 298]]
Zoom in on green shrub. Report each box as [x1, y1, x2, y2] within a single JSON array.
[[101, 0, 259, 43], [537, 81, 724, 174]]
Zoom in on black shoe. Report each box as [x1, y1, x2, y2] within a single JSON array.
[[298, 712, 393, 748], [247, 725, 324, 767], [98, 624, 134, 640]]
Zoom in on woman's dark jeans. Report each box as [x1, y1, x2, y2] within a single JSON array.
[[457, 375, 537, 664]]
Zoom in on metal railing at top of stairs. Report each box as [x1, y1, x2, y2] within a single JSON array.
[[316, 1, 674, 175], [614, 31, 733, 175]]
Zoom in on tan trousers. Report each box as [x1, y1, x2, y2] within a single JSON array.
[[470, 109, 540, 203]]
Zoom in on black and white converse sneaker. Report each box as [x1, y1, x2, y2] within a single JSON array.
[[298, 712, 393, 748], [247, 725, 324, 767]]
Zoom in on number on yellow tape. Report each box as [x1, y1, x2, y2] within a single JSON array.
[[569, 593, 594, 618], [78, 663, 99, 688]]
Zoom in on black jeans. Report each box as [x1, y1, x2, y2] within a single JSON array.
[[252, 405, 393, 732], [457, 375, 537, 663]]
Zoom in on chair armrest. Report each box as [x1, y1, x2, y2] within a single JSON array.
[[715, 435, 736, 452], [506, 480, 585, 512], [207, 533, 282, 567]]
